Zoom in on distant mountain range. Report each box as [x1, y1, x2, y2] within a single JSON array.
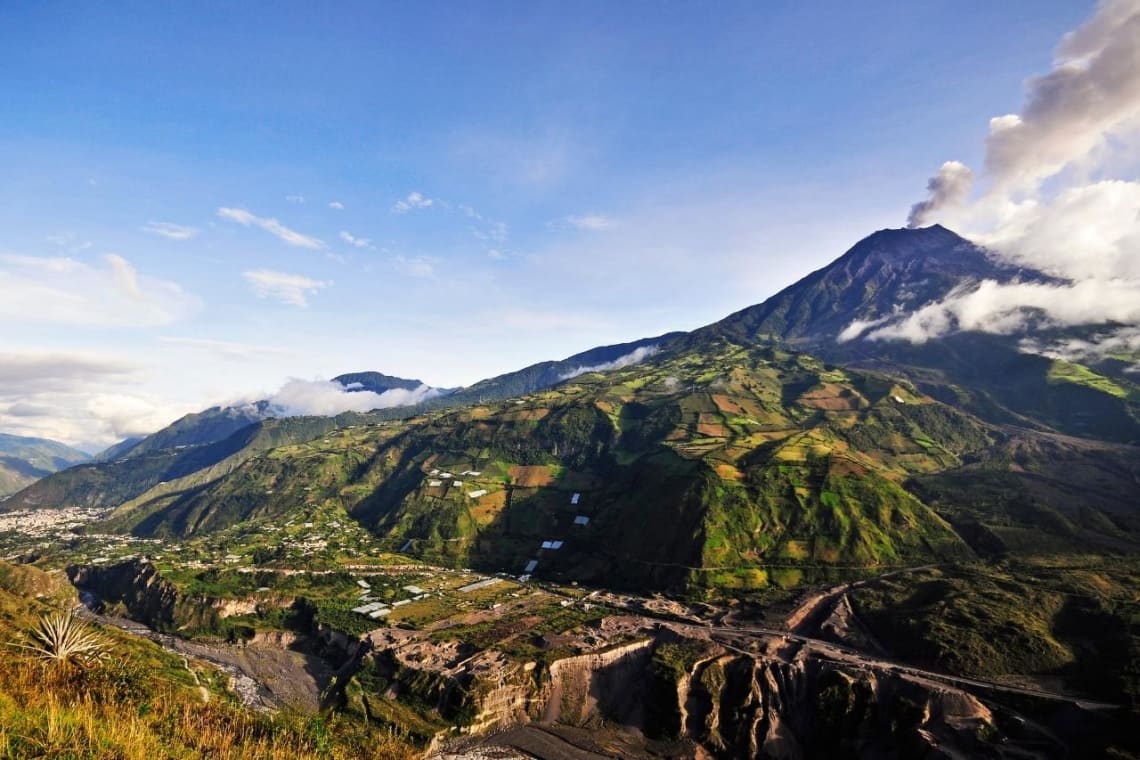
[[0, 433, 90, 497], [5, 224, 1138, 593]]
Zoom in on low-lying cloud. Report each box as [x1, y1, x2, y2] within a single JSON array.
[[559, 345, 659, 380], [854, 279, 1140, 344], [265, 379, 442, 416], [1020, 326, 1140, 369]]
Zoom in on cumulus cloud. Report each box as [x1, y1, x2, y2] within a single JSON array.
[[328, 201, 345, 210], [142, 221, 199, 241], [0, 352, 193, 448], [873, 1, 1140, 350], [984, 2, 1140, 193], [242, 269, 330, 307], [559, 345, 660, 380], [266, 379, 441, 416], [906, 161, 974, 228], [392, 191, 435, 213], [0, 253, 199, 327], [217, 207, 326, 249], [339, 230, 373, 249]]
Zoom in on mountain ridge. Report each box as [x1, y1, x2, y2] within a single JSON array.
[[0, 432, 91, 497]]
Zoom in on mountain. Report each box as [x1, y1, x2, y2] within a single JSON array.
[[10, 226, 1139, 584], [4, 342, 679, 512], [1, 412, 385, 514], [685, 225, 1140, 444], [697, 224, 1048, 347], [8, 224, 1138, 755], [332, 371, 433, 395], [0, 433, 90, 497], [425, 332, 685, 407], [91, 436, 145, 463], [93, 403, 272, 463]]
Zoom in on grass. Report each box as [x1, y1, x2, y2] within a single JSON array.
[[0, 561, 419, 760]]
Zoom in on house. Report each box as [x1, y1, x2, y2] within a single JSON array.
[[524, 559, 538, 573], [573, 516, 590, 526], [468, 489, 488, 499], [570, 493, 581, 505]]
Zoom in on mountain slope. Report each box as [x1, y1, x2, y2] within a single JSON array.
[[698, 224, 1045, 347], [2, 413, 382, 513], [0, 433, 90, 497], [107, 336, 1139, 593], [685, 225, 1140, 443]]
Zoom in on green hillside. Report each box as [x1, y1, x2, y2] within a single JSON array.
[[95, 339, 1129, 596], [3, 413, 380, 513]]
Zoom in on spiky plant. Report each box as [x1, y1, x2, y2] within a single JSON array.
[[17, 612, 109, 670]]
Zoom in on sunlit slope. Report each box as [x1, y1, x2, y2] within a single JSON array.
[[108, 342, 1026, 591]]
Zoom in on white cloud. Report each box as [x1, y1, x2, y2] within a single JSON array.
[[217, 207, 326, 249], [141, 221, 199, 241], [339, 230, 373, 249], [1020, 326, 1140, 366], [242, 269, 330, 307], [565, 214, 616, 231], [285, 194, 306, 204], [559, 345, 660, 380], [0, 352, 195, 448], [393, 255, 437, 279], [0, 253, 199, 327], [392, 191, 435, 213], [266, 378, 441, 416], [328, 201, 345, 210], [837, 315, 892, 343], [879, 1, 1140, 347], [865, 279, 1140, 344]]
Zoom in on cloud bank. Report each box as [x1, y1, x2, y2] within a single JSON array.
[[0, 352, 195, 449], [265, 379, 441, 416]]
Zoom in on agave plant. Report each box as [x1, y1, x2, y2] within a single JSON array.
[[17, 612, 109, 670]]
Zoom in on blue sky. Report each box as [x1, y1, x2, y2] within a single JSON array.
[[0, 1, 1102, 448]]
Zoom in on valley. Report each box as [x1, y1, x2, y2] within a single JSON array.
[[2, 226, 1138, 758]]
